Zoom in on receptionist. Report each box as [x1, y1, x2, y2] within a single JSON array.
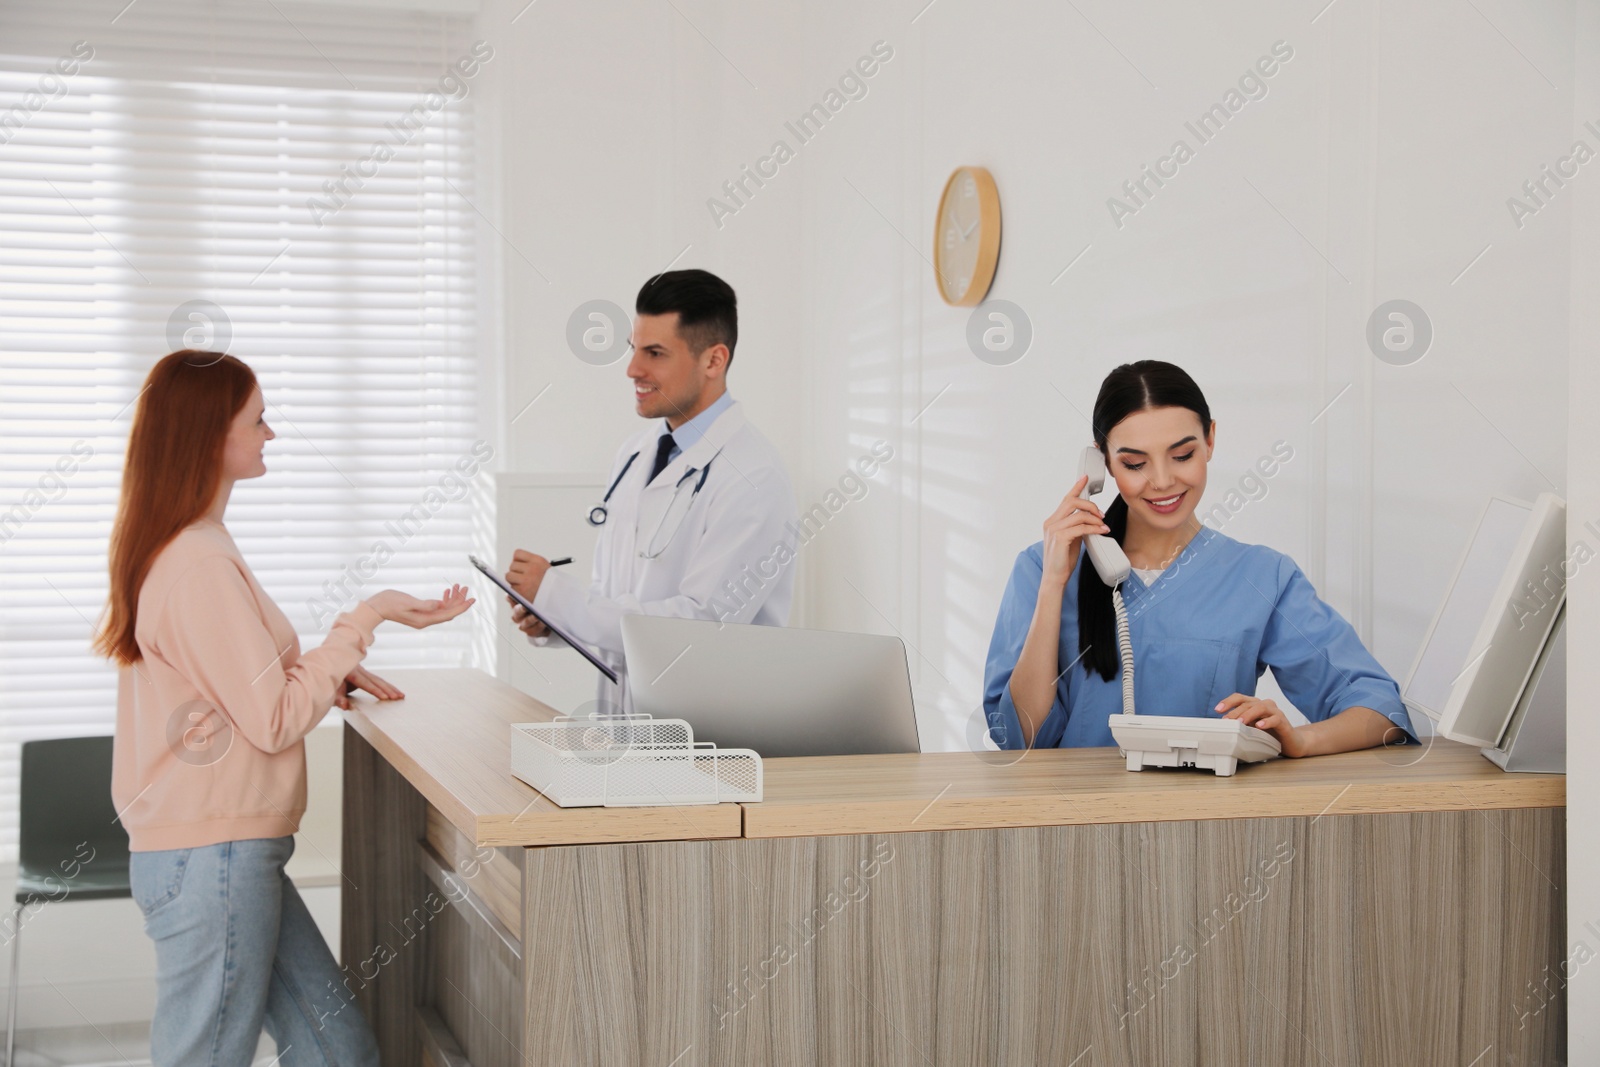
[[982, 360, 1416, 754]]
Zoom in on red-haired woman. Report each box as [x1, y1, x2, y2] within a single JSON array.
[[96, 350, 472, 1065]]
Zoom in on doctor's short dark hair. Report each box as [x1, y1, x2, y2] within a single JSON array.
[[636, 269, 738, 366]]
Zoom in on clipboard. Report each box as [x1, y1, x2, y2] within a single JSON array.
[[469, 555, 619, 684]]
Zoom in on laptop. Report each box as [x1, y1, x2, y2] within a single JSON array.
[[619, 615, 921, 758]]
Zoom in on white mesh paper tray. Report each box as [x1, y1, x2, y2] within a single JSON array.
[[509, 714, 763, 807]]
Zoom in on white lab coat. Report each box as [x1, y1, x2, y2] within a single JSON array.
[[531, 400, 799, 704]]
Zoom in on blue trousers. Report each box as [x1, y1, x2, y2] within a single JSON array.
[[130, 836, 379, 1067]]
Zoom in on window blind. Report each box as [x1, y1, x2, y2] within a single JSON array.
[[0, 0, 485, 859]]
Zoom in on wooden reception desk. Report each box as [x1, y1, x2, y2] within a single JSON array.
[[340, 668, 1566, 1067]]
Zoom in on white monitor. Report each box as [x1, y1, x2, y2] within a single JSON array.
[[1401, 493, 1567, 747]]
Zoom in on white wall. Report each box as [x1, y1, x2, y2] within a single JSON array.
[[472, 1, 810, 485], [1567, 0, 1599, 1047]]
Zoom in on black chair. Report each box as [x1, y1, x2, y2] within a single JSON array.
[[5, 737, 131, 1065]]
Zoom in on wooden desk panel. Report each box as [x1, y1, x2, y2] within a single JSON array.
[[745, 740, 1565, 837], [521, 809, 1565, 1066], [340, 669, 742, 847]]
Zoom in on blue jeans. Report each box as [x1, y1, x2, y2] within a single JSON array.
[[129, 836, 380, 1067]]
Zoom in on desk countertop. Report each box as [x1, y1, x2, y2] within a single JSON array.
[[344, 668, 1566, 848]]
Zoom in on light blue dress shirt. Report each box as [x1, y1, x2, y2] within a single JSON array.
[[656, 390, 733, 467], [981, 526, 1417, 750]]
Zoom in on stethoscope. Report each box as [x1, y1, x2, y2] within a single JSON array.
[[587, 448, 718, 559], [587, 452, 639, 527]]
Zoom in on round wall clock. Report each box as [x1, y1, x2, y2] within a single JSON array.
[[933, 166, 1001, 306]]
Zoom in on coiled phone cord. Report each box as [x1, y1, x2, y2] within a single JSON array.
[[1113, 586, 1135, 716]]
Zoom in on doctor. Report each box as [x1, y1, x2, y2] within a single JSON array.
[[505, 269, 798, 698]]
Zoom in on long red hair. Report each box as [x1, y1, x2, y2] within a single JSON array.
[[95, 350, 258, 665]]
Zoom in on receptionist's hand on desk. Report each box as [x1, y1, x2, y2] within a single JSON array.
[[1216, 694, 1405, 759]]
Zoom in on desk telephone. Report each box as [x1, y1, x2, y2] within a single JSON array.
[[1076, 446, 1280, 777]]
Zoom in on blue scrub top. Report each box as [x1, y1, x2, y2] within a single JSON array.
[[981, 527, 1417, 750]]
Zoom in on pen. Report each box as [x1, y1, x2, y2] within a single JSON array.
[[550, 557, 573, 567]]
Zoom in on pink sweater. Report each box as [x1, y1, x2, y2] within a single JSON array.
[[112, 519, 382, 852]]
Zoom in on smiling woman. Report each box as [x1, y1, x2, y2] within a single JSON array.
[[982, 360, 1416, 758], [95, 350, 475, 1065]]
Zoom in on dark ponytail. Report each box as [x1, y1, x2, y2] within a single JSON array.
[[1076, 361, 1212, 681]]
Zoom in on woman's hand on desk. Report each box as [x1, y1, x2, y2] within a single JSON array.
[[335, 665, 404, 710], [1215, 693, 1310, 758], [365, 585, 474, 629]]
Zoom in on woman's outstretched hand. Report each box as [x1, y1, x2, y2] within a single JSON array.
[[1040, 474, 1110, 589], [365, 585, 474, 629]]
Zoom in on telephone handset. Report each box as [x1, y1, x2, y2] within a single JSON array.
[[1078, 446, 1131, 587]]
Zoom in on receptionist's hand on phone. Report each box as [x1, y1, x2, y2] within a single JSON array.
[[1009, 475, 1115, 745], [1040, 474, 1111, 588], [1216, 694, 1308, 758]]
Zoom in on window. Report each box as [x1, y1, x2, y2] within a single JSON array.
[[0, 0, 486, 858]]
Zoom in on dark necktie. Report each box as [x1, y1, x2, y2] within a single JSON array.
[[647, 433, 676, 484]]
